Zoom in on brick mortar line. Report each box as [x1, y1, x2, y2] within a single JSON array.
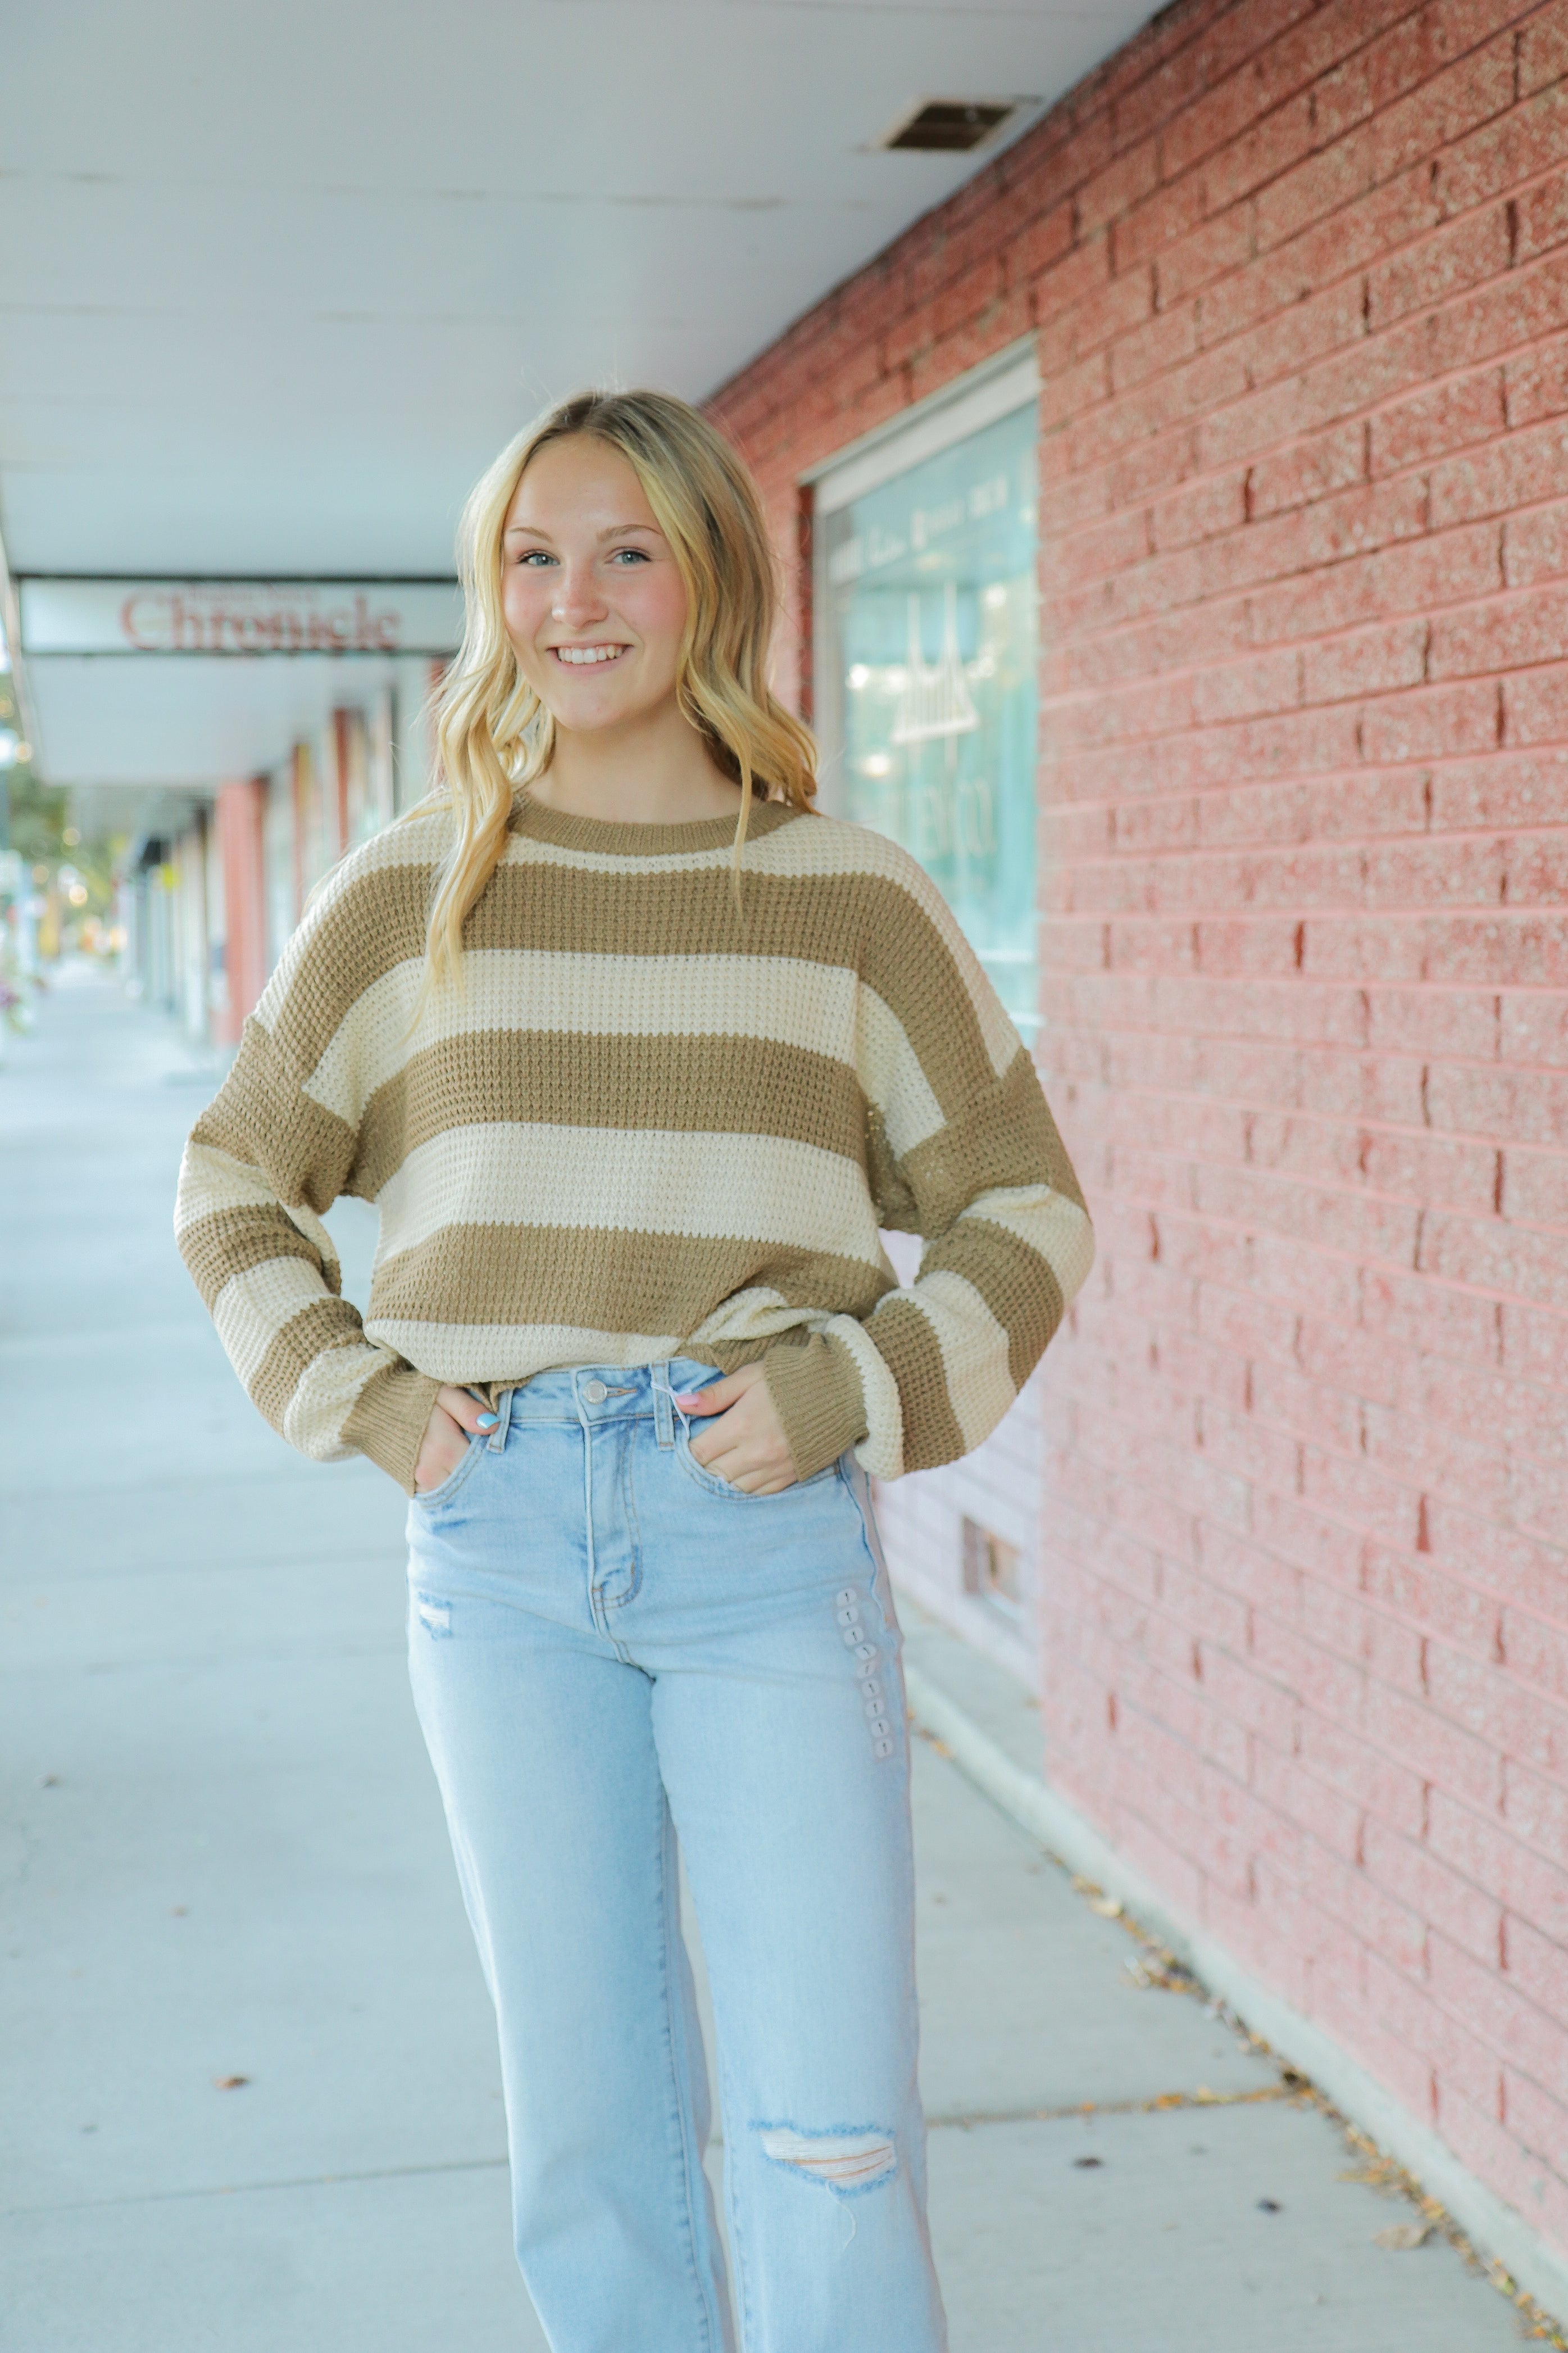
[[1047, 757, 1568, 789], [1038, 132, 1562, 407], [1035, 229, 1568, 473], [1048, 521, 1568, 641], [902, 1663, 1568, 2323], [728, 0, 1544, 413], [1031, 1716, 1563, 1939], [1051, 1731, 1566, 2003], [1114, 0, 1549, 215], [715, 7, 1542, 429]]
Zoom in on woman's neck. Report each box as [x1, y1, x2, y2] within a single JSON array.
[[528, 705, 743, 827]]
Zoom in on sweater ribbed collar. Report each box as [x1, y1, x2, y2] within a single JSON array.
[[512, 795, 805, 858]]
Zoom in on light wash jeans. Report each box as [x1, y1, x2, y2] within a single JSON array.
[[405, 1358, 947, 2353]]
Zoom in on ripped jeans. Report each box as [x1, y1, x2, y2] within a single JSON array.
[[405, 1358, 947, 2353]]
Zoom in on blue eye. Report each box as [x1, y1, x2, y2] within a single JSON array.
[[517, 550, 555, 566], [610, 547, 649, 564]]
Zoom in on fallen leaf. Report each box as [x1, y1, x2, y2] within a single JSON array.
[[1375, 2221, 1433, 2251], [213, 2075, 250, 2091], [1257, 2198, 1283, 2214], [1073, 2155, 1103, 2170]]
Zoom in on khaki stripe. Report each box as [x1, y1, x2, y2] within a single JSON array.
[[341, 1359, 442, 1488], [897, 1055, 1079, 1232], [249, 1304, 368, 1442], [303, 948, 855, 1121], [961, 1185, 1096, 1311], [468, 862, 1010, 1123], [894, 1267, 1018, 1454], [175, 1139, 283, 1234], [510, 794, 1003, 1093], [350, 1027, 874, 1201], [244, 809, 1017, 1137], [374, 1123, 882, 1269], [820, 1311, 906, 1481], [213, 1257, 343, 1394], [179, 1203, 322, 1310], [283, 1334, 399, 1459], [367, 1223, 885, 1335], [301, 949, 944, 1170], [861, 1294, 966, 1472], [922, 1214, 1067, 1391], [192, 1043, 357, 1223], [253, 811, 446, 1041], [503, 797, 796, 875]]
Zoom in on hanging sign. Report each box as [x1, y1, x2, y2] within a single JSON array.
[[17, 578, 463, 657]]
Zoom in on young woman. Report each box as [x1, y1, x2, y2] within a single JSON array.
[[176, 389, 1093, 2353]]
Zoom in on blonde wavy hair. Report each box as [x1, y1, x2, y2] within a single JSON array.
[[419, 387, 818, 986]]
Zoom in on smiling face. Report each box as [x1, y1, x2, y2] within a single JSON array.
[[501, 435, 692, 741]]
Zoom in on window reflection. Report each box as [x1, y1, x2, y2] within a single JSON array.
[[820, 403, 1039, 1036]]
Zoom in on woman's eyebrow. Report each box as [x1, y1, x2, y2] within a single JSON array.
[[501, 520, 660, 541]]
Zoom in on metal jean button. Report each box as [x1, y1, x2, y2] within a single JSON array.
[[582, 1378, 608, 1404]]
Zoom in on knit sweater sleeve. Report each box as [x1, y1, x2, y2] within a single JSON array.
[[762, 850, 1095, 1483], [172, 850, 440, 1494]]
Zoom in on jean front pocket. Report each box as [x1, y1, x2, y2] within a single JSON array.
[[411, 1432, 485, 1511], [674, 1430, 842, 1503]]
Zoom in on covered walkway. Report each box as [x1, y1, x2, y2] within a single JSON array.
[[0, 981, 1526, 2350]]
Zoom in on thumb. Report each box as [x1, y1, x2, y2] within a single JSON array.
[[439, 1383, 497, 1434]]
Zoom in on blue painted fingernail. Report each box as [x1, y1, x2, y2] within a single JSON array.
[[476, 1412, 499, 1430]]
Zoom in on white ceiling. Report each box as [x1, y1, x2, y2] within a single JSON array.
[[5, 0, 1155, 785]]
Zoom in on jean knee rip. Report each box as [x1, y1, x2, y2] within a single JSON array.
[[756, 2123, 898, 2196], [414, 1593, 452, 1638], [835, 1586, 897, 1760]]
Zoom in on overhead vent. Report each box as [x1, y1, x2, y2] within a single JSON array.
[[879, 99, 1021, 154]]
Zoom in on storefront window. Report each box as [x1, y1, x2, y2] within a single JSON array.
[[816, 379, 1039, 1036]]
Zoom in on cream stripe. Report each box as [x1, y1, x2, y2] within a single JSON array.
[[758, 819, 1017, 1080], [177, 1140, 342, 1285], [213, 1257, 337, 1394], [686, 1285, 827, 1350], [254, 811, 449, 1034], [304, 951, 848, 1119], [363, 1319, 683, 1383], [960, 1184, 1098, 1307], [829, 1312, 905, 1482], [501, 814, 1018, 1080], [284, 1342, 397, 1460], [503, 833, 740, 878], [176, 1140, 280, 1231], [889, 1266, 1017, 1454], [856, 990, 945, 1162], [299, 950, 947, 1157], [373, 1123, 883, 1267]]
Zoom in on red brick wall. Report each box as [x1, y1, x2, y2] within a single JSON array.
[[713, 0, 1568, 2260]]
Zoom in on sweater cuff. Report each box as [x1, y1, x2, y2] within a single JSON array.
[[342, 1363, 444, 1494], [762, 1331, 869, 1484]]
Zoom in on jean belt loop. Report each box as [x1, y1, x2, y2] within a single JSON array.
[[652, 1361, 675, 1450], [487, 1384, 515, 1453]]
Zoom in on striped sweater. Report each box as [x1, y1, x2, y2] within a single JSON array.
[[176, 796, 1094, 1495]]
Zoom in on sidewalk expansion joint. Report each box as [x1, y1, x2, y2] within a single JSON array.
[[926, 2084, 1299, 2130]]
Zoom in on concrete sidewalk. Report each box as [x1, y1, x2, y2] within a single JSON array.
[[1, 980, 1531, 2351]]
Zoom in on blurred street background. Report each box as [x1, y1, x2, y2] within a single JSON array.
[[5, 2, 1568, 2346]]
